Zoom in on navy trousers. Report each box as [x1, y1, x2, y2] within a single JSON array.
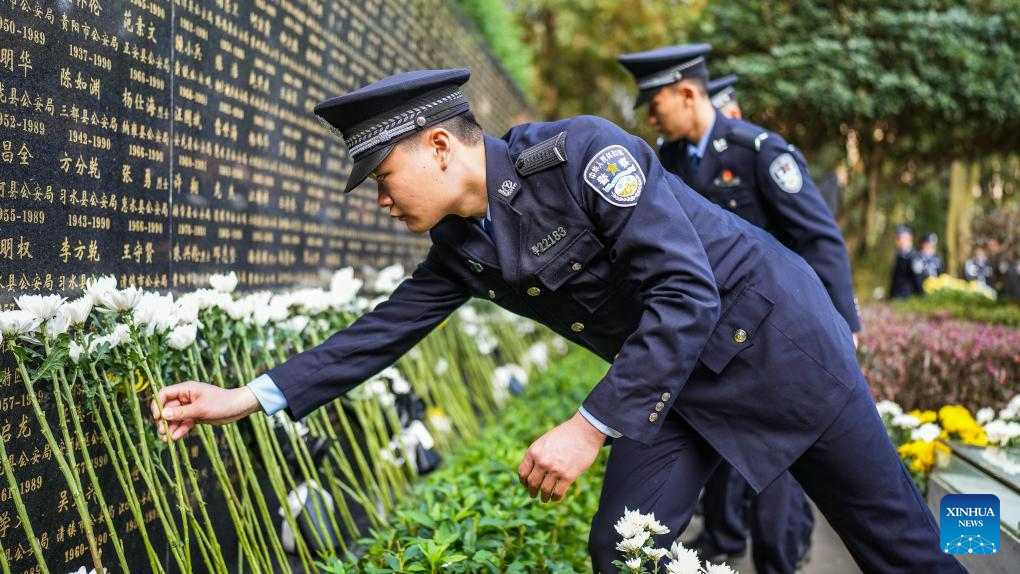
[[587, 378, 965, 574], [699, 464, 815, 574]]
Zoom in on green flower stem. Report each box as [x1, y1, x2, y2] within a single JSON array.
[[93, 365, 188, 572], [56, 368, 131, 574], [0, 348, 48, 573], [13, 352, 103, 572]]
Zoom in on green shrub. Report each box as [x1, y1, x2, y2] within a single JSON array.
[[321, 348, 609, 573], [890, 290, 1020, 328]]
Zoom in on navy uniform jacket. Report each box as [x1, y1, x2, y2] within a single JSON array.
[[269, 116, 860, 493], [660, 112, 861, 332]]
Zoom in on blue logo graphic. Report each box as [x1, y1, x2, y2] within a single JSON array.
[[940, 494, 999, 555]]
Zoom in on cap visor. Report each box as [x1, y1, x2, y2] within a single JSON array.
[[344, 142, 396, 193], [633, 89, 656, 109]]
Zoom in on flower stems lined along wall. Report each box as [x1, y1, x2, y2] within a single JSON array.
[[0, 268, 563, 572]]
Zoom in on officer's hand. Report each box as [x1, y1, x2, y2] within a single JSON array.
[[150, 381, 262, 441], [517, 411, 605, 503]]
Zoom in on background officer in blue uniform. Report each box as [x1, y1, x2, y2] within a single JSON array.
[[890, 225, 925, 299], [618, 44, 858, 574], [708, 74, 742, 120], [151, 69, 962, 574]]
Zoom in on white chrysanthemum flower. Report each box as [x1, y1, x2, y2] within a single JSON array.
[[85, 275, 117, 302], [221, 298, 254, 322], [96, 286, 143, 312], [984, 420, 1020, 446], [278, 315, 310, 334], [705, 563, 736, 574], [111, 324, 132, 346], [15, 294, 66, 320], [551, 336, 568, 354], [329, 267, 363, 306], [614, 507, 648, 540], [46, 312, 71, 337], [525, 342, 549, 371], [644, 546, 669, 561], [668, 541, 702, 571], [616, 530, 649, 553], [132, 292, 177, 335], [975, 407, 995, 426], [379, 367, 411, 394], [69, 341, 85, 364], [434, 358, 449, 376], [168, 323, 198, 351], [876, 399, 903, 418], [62, 296, 93, 326], [373, 263, 406, 294], [891, 413, 921, 429], [645, 514, 670, 536], [428, 409, 452, 434], [911, 422, 942, 443], [492, 364, 528, 395], [0, 310, 42, 337], [209, 271, 238, 293], [625, 556, 642, 570]]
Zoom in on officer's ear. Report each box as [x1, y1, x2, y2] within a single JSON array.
[[676, 81, 701, 106], [426, 127, 453, 171]]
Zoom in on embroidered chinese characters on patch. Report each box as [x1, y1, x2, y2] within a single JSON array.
[[584, 145, 645, 207]]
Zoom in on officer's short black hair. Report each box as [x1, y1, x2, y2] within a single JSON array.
[[675, 76, 708, 96], [403, 112, 483, 148]]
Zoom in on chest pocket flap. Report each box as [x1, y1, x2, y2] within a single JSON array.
[[699, 284, 774, 375], [535, 229, 614, 313]]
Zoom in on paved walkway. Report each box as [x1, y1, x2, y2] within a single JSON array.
[[678, 502, 862, 573]]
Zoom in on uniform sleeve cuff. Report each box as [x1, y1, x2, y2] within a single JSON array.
[[247, 374, 288, 416], [579, 405, 623, 438]]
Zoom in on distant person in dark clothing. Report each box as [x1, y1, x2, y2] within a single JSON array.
[[962, 243, 993, 287], [889, 225, 924, 299], [917, 233, 944, 284]]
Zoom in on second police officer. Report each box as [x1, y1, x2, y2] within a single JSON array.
[[618, 44, 860, 574]]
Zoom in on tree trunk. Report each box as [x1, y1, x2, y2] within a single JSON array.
[[946, 160, 980, 276], [863, 141, 885, 250]]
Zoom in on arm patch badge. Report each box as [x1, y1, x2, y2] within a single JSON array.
[[769, 152, 803, 194], [583, 145, 645, 207]]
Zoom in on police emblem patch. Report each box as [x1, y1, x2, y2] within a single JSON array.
[[584, 145, 645, 207], [769, 153, 803, 194]]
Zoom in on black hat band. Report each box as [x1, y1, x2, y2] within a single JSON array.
[[343, 86, 469, 159], [636, 57, 707, 90]]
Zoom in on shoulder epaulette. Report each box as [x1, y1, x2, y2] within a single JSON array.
[[514, 131, 567, 176], [726, 123, 770, 152]]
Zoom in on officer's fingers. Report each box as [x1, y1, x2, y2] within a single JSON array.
[[162, 402, 195, 422], [551, 477, 572, 502], [526, 467, 546, 498], [157, 381, 199, 408], [539, 473, 558, 504], [517, 453, 535, 487], [169, 420, 196, 441]]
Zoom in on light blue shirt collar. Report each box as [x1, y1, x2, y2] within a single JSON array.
[[689, 113, 716, 161]]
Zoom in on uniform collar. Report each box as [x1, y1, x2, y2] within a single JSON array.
[[476, 134, 527, 287], [689, 112, 717, 160]]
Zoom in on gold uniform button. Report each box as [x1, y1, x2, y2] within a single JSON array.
[[570, 261, 583, 272], [527, 286, 541, 297], [487, 289, 496, 299], [661, 392, 671, 402], [654, 402, 665, 412], [648, 413, 658, 422], [570, 322, 585, 333], [733, 328, 748, 343]]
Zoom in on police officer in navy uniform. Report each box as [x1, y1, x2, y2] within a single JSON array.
[[618, 45, 851, 574], [708, 74, 742, 120], [918, 233, 944, 283], [152, 69, 963, 574], [890, 225, 925, 299]]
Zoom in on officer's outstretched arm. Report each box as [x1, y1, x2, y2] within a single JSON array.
[[571, 117, 721, 444], [267, 247, 471, 419]]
